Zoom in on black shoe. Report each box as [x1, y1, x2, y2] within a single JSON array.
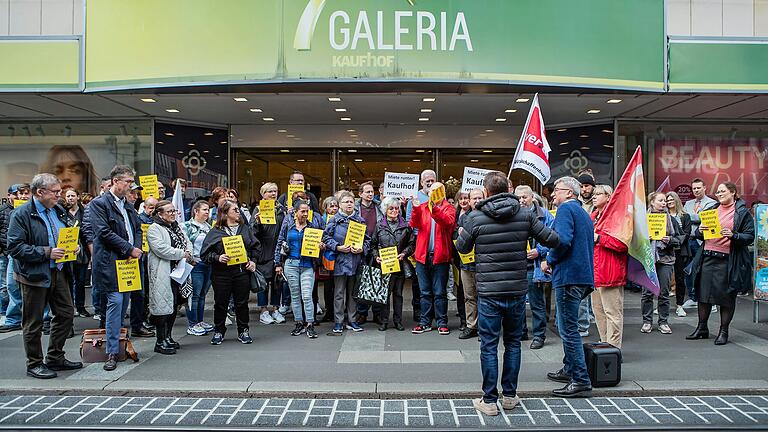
[[0, 324, 21, 333], [42, 321, 51, 335], [44, 358, 83, 371], [132, 327, 155, 338], [27, 364, 57, 379], [459, 322, 467, 332], [458, 328, 478, 340], [291, 322, 306, 336], [143, 321, 156, 331], [165, 337, 180, 349], [306, 324, 318, 339], [686, 325, 709, 340], [530, 338, 545, 350], [547, 368, 572, 383], [378, 323, 388, 331], [154, 342, 176, 355], [76, 308, 92, 318], [103, 354, 118, 371], [520, 332, 529, 341], [552, 382, 592, 398], [714, 329, 729, 345], [394, 322, 405, 331]]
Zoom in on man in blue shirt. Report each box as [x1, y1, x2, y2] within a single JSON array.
[[7, 174, 82, 379]]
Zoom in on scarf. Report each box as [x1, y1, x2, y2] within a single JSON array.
[[154, 216, 193, 298]]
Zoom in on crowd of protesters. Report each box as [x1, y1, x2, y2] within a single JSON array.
[[0, 163, 757, 411]]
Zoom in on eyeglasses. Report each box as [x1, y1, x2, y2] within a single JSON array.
[[162, 209, 177, 214], [115, 178, 135, 185], [41, 188, 62, 196], [553, 187, 571, 193]]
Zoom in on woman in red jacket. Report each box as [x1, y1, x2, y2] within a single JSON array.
[[591, 184, 628, 349]]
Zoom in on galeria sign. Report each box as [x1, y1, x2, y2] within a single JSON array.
[[383, 172, 419, 199], [461, 167, 492, 193]]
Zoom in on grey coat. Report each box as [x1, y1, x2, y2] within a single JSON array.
[[147, 223, 191, 316]]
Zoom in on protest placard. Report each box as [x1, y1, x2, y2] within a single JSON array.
[[700, 209, 723, 240], [344, 221, 366, 249], [461, 167, 492, 193], [116, 259, 142, 292], [139, 174, 159, 199], [259, 199, 276, 224], [647, 213, 667, 240], [301, 228, 324, 258], [222, 235, 247, 265], [379, 246, 401, 274], [383, 172, 419, 199], [287, 184, 305, 208], [55, 227, 79, 263]]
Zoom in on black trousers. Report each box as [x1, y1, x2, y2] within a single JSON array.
[[21, 268, 74, 368], [212, 269, 250, 335], [381, 274, 405, 325]]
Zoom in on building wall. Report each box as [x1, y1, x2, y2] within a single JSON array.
[[0, 0, 83, 36], [667, 0, 768, 36]]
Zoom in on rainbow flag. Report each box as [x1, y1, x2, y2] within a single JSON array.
[[595, 147, 660, 296]]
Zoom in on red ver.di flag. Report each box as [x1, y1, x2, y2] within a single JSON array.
[[509, 93, 551, 184]]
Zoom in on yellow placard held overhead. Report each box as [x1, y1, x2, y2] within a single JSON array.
[[222, 235, 248, 265], [429, 185, 446, 207], [116, 259, 142, 292], [55, 227, 80, 263], [647, 213, 667, 240], [13, 200, 27, 209], [259, 199, 276, 225], [140, 224, 150, 252], [379, 246, 401, 274], [699, 209, 723, 240], [453, 240, 475, 265], [139, 174, 159, 199], [301, 228, 324, 258], [287, 184, 305, 209], [344, 220, 366, 249]]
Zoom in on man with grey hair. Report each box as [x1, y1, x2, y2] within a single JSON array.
[[8, 173, 82, 379], [404, 169, 437, 320], [90, 165, 143, 371], [541, 176, 594, 398]]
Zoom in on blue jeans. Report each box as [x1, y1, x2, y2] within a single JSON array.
[[188, 262, 212, 326], [0, 255, 8, 314], [4, 258, 22, 327], [416, 260, 449, 327], [284, 259, 315, 323], [105, 292, 130, 355], [555, 285, 591, 386], [478, 295, 526, 403], [257, 276, 282, 308], [528, 278, 548, 341], [578, 296, 593, 333]]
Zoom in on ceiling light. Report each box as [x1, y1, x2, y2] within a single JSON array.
[[165, 109, 180, 113], [422, 97, 436, 102], [297, 159, 305, 162], [485, 129, 495, 133], [470, 159, 479, 163], [516, 98, 530, 103], [249, 108, 263, 112], [220, 140, 227, 144], [418, 117, 429, 121], [214, 155, 220, 158], [587, 109, 601, 114], [354, 159, 363, 162], [140, 98, 156, 103], [495, 118, 507, 122], [505, 109, 517, 113], [602, 129, 614, 134], [277, 129, 287, 133], [603, 144, 614, 148], [348, 149, 357, 152], [346, 129, 356, 132], [204, 132, 214, 136], [176, 150, 183, 154], [580, 146, 590, 150], [559, 141, 569, 146], [233, 97, 248, 102], [280, 149, 290, 153], [579, 134, 589, 138], [416, 130, 426, 133], [340, 117, 352, 121], [557, 128, 567, 132], [420, 108, 432, 113], [293, 138, 301, 140], [416, 149, 426, 153], [607, 99, 623, 104], [483, 150, 493, 153], [479, 133, 487, 137], [203, 150, 209, 153], [187, 143, 195, 146], [412, 159, 421, 162], [156, 141, 164, 145], [262, 117, 275, 121], [335, 108, 347, 112], [244, 159, 253, 162], [350, 134, 358, 138], [286, 134, 295, 138], [328, 97, 342, 102], [164, 132, 174, 136]]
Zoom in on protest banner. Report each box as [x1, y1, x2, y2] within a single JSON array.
[[453, 240, 475, 264], [55, 227, 79, 263], [141, 224, 150, 252], [287, 184, 305, 208], [379, 246, 401, 274], [139, 174, 159, 199], [699, 209, 723, 240], [301, 228, 324, 258], [259, 199, 276, 224], [344, 221, 366, 249], [647, 213, 667, 240], [116, 259, 142, 292], [222, 235, 248, 265], [383, 172, 419, 199], [461, 167, 492, 193]]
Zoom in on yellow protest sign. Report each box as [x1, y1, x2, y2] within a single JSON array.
[[549, 209, 557, 217], [287, 184, 305, 209], [308, 209, 314, 223], [259, 199, 276, 225], [55, 227, 79, 263], [344, 220, 366, 249], [647, 213, 667, 240], [453, 240, 475, 265], [139, 174, 159, 199], [222, 235, 248, 265], [408, 255, 417, 267], [700, 209, 723, 240], [13, 199, 27, 208], [429, 185, 446, 206], [379, 246, 401, 274], [301, 228, 324, 258], [116, 259, 142, 292], [141, 224, 150, 252]]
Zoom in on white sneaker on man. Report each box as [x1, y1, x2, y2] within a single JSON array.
[[186, 324, 206, 336], [278, 305, 290, 315], [199, 322, 214, 331], [473, 398, 499, 416], [260, 310, 275, 325], [271, 310, 286, 323], [501, 395, 520, 410], [676, 306, 687, 317], [682, 299, 697, 309], [447, 292, 457, 301]]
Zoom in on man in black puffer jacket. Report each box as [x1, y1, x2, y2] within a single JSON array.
[[456, 171, 559, 416]]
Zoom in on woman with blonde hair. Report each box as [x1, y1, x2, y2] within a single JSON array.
[[665, 191, 692, 317]]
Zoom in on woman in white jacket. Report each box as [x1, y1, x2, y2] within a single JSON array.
[[147, 200, 192, 355]]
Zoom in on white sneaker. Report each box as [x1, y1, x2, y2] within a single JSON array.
[[472, 398, 499, 416], [501, 395, 520, 410], [447, 292, 457, 301], [199, 321, 214, 331], [682, 299, 697, 309], [272, 310, 286, 323], [712, 305, 718, 313], [186, 325, 205, 336], [316, 304, 324, 315], [653, 308, 658, 315], [260, 310, 275, 325], [225, 316, 233, 326], [92, 314, 101, 321], [278, 305, 290, 315], [676, 306, 687, 317]]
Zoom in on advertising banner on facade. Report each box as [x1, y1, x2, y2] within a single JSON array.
[[756, 204, 768, 302], [654, 139, 768, 206]]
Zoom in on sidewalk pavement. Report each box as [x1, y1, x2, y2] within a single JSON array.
[[0, 287, 766, 399]]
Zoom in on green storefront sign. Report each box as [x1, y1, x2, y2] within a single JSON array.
[[83, 0, 665, 91]]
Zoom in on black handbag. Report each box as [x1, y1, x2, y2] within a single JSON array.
[[353, 264, 391, 306], [250, 269, 267, 294]]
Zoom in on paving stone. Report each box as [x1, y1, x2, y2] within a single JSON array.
[[360, 399, 380, 408], [407, 416, 432, 427], [577, 410, 609, 424], [625, 410, 656, 424], [699, 396, 729, 408], [432, 412, 458, 427], [521, 399, 546, 410], [288, 399, 311, 410], [260, 406, 284, 415], [177, 411, 208, 425], [304, 415, 331, 428], [102, 413, 132, 424], [241, 399, 265, 410], [429, 399, 452, 411], [407, 399, 428, 407], [557, 414, 583, 424], [152, 414, 183, 425], [313, 399, 335, 407], [656, 397, 686, 409], [204, 414, 234, 426], [645, 404, 671, 414], [653, 414, 683, 424], [335, 399, 357, 412], [613, 398, 639, 409], [279, 412, 306, 426], [550, 405, 574, 415], [146, 399, 172, 409], [165, 405, 189, 414], [382, 413, 406, 428], [330, 412, 355, 426], [214, 406, 237, 415], [383, 400, 404, 412], [530, 411, 559, 425], [193, 399, 220, 410], [265, 399, 289, 407], [408, 407, 428, 416], [228, 412, 259, 425], [360, 407, 380, 416], [456, 415, 482, 427], [253, 414, 281, 426], [357, 416, 381, 427], [310, 407, 332, 416]]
